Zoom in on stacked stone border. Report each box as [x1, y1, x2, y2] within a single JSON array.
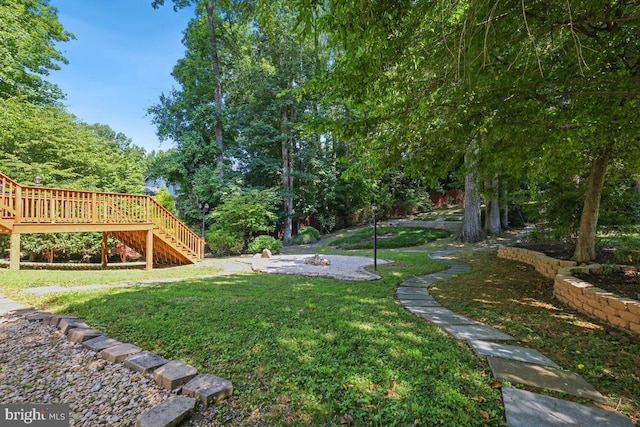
[[11, 309, 233, 427], [497, 246, 640, 336]]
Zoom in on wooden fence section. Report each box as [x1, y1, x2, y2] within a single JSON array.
[[0, 172, 203, 267]]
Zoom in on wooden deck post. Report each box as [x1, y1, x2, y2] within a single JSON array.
[[101, 232, 108, 269], [145, 229, 153, 270], [14, 186, 21, 223], [9, 233, 20, 271]]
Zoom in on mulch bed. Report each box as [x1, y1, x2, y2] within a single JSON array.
[[517, 241, 640, 301]]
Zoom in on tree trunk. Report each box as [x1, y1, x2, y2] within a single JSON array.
[[572, 142, 615, 263], [462, 142, 486, 243], [483, 177, 501, 235], [281, 107, 293, 243], [205, 2, 224, 178], [500, 184, 509, 229]]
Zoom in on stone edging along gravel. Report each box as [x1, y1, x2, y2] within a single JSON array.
[[0, 308, 233, 427]]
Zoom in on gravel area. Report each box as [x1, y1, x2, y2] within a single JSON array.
[[0, 313, 172, 426], [251, 254, 392, 280]]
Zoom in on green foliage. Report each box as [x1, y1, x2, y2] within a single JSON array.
[[332, 226, 451, 250], [19, 232, 107, 263], [294, 225, 320, 244], [248, 235, 282, 254], [152, 186, 176, 215], [209, 187, 280, 248], [0, 98, 145, 192], [0, 0, 74, 104], [205, 229, 244, 256]]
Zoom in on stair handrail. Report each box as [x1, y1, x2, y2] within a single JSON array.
[[147, 197, 204, 260], [0, 172, 19, 218]]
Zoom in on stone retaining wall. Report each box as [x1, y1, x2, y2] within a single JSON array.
[[497, 246, 640, 336], [497, 246, 576, 279]]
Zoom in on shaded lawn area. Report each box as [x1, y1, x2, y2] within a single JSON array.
[[330, 227, 451, 250], [38, 251, 506, 426], [429, 249, 640, 425]]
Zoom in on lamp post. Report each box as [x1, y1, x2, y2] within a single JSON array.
[[34, 176, 41, 187], [199, 202, 209, 239], [372, 202, 378, 271]]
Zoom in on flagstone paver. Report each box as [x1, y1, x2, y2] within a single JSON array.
[[416, 307, 483, 326], [401, 298, 442, 307], [468, 340, 559, 368], [439, 323, 515, 340], [502, 387, 634, 427], [487, 356, 606, 402]]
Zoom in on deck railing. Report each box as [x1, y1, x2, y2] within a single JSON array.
[[0, 172, 202, 259]]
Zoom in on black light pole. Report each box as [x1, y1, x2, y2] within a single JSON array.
[[199, 202, 209, 239], [372, 202, 378, 271]]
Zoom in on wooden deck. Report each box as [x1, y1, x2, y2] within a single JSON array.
[[0, 172, 203, 270]]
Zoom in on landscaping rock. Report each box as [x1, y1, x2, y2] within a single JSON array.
[[124, 351, 170, 374], [58, 318, 89, 334], [82, 336, 122, 352], [153, 360, 198, 390], [183, 374, 233, 407], [48, 315, 79, 328], [100, 343, 142, 363], [136, 395, 196, 427], [67, 328, 104, 343], [0, 314, 171, 426]]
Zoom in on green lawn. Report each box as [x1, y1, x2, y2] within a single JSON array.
[[9, 224, 637, 425], [6, 250, 507, 426]]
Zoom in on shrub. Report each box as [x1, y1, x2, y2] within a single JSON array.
[[248, 235, 283, 254], [206, 230, 244, 256], [296, 226, 320, 244]]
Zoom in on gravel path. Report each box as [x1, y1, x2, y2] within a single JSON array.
[[0, 313, 172, 426]]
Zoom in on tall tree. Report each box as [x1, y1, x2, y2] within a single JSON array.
[[152, 1, 251, 177], [0, 0, 73, 104], [295, 0, 640, 258]]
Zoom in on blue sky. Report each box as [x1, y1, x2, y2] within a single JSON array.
[[48, 1, 195, 153]]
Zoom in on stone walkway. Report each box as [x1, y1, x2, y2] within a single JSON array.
[[399, 251, 634, 427]]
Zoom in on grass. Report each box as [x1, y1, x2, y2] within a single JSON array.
[[331, 226, 451, 250], [4, 223, 638, 425], [29, 250, 506, 426], [0, 263, 225, 303], [429, 249, 640, 425]]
